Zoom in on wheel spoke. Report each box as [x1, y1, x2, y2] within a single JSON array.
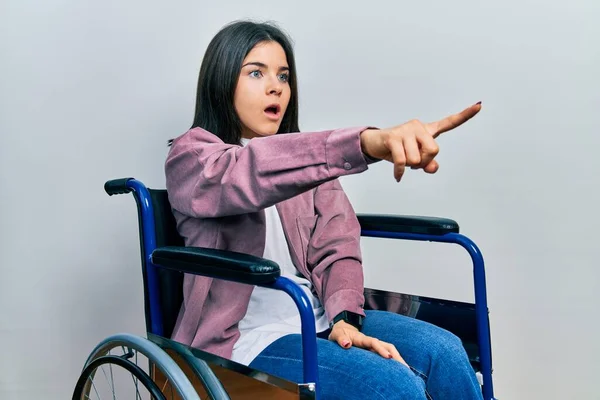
[[109, 362, 116, 400], [134, 350, 142, 400], [119, 346, 143, 400], [99, 365, 118, 400], [87, 374, 100, 400]]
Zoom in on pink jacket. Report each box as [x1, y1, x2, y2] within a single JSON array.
[[164, 126, 375, 359]]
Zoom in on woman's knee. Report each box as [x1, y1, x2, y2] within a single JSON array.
[[427, 325, 470, 365], [381, 365, 429, 400]]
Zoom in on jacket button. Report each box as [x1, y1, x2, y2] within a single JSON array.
[[343, 162, 352, 170]]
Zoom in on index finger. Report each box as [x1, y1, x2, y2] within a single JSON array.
[[427, 102, 482, 138]]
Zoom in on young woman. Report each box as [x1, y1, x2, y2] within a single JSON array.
[[165, 20, 483, 400]]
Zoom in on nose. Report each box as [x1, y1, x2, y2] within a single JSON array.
[[266, 75, 283, 96]]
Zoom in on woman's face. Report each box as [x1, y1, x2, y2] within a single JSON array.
[[234, 41, 291, 139]]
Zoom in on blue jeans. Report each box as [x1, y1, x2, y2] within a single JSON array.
[[248, 310, 483, 400]]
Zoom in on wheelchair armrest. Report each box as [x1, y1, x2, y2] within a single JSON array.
[[357, 214, 459, 235], [151, 246, 280, 285]]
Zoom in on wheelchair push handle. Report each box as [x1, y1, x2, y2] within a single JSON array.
[[104, 178, 135, 196]]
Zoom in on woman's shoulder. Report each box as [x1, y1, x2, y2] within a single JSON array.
[[171, 127, 226, 148], [168, 128, 240, 160]]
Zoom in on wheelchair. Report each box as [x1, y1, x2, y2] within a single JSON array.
[[72, 177, 497, 399]]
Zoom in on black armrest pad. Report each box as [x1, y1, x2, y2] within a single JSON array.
[[151, 246, 280, 285], [357, 214, 459, 235]]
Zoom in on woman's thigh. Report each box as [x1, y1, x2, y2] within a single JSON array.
[[361, 310, 481, 399], [249, 333, 427, 400], [361, 310, 466, 373]]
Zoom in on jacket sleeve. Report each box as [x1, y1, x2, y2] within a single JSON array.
[[165, 126, 373, 218], [307, 179, 366, 322]]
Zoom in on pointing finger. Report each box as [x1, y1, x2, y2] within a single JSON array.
[[426, 102, 482, 138]]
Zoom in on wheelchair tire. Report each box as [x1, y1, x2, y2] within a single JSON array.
[[74, 333, 202, 400], [72, 354, 166, 400]]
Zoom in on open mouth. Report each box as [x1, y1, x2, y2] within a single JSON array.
[[264, 104, 281, 118]]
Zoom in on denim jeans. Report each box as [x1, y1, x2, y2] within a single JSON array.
[[248, 310, 483, 400]]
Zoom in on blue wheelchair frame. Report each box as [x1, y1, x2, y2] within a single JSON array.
[[124, 178, 495, 400]]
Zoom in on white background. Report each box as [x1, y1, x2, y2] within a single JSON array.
[[1, 0, 598, 398]]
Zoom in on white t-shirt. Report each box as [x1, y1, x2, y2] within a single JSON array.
[[230, 138, 330, 366]]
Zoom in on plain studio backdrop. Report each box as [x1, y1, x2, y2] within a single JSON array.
[[1, 0, 598, 399]]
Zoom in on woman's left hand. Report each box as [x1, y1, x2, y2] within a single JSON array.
[[328, 320, 409, 367]]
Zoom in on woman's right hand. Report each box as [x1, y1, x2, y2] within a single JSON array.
[[360, 102, 482, 181]]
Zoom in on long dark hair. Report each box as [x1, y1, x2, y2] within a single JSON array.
[[169, 20, 300, 146]]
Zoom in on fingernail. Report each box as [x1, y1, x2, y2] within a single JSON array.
[[342, 340, 351, 348], [387, 352, 392, 358], [476, 101, 482, 105]]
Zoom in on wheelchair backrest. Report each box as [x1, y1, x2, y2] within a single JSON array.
[[135, 189, 185, 338]]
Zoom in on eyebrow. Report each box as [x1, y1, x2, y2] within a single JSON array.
[[242, 62, 289, 71]]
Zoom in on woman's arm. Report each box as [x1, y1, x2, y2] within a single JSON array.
[[165, 126, 373, 218], [165, 102, 481, 219]]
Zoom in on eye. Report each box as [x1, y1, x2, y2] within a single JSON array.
[[278, 73, 290, 83], [249, 70, 262, 78]]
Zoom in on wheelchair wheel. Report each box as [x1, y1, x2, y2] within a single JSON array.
[[72, 333, 202, 400], [73, 353, 165, 399]]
